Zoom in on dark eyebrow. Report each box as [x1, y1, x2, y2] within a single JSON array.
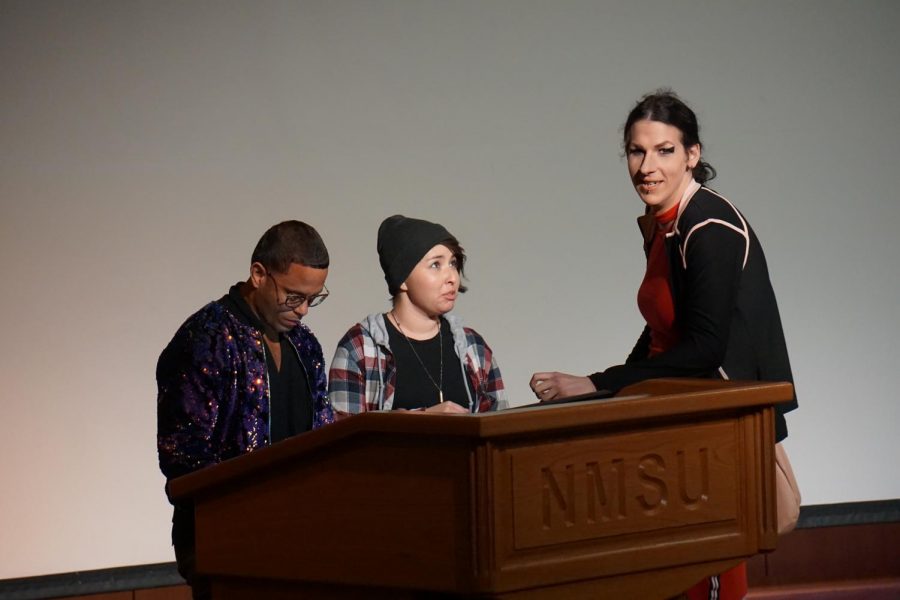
[[628, 140, 677, 149]]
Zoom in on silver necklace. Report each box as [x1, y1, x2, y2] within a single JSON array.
[[390, 311, 444, 404]]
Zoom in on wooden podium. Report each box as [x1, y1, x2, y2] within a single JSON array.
[[169, 378, 792, 599]]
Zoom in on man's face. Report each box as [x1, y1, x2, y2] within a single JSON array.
[[251, 262, 328, 335]]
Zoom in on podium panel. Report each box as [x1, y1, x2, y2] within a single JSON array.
[[508, 420, 740, 547], [169, 378, 790, 599]]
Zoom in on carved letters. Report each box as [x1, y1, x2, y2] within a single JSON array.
[[509, 423, 737, 549], [541, 448, 710, 529]]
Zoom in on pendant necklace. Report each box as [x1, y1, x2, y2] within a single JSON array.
[[391, 311, 444, 403]]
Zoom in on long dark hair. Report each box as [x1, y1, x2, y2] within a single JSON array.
[[623, 89, 716, 184]]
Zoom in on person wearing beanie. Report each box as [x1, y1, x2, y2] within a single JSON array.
[[328, 215, 507, 414]]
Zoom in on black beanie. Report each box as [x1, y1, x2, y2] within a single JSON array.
[[378, 215, 453, 295]]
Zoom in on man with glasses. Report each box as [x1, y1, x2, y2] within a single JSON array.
[[156, 220, 334, 599]]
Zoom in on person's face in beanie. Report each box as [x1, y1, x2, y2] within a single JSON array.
[[399, 244, 460, 317]]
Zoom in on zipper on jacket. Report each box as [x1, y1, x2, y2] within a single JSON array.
[[261, 341, 272, 442]]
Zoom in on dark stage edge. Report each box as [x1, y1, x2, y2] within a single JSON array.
[[2, 500, 898, 600]]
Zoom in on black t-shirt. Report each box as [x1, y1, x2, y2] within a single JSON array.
[[265, 337, 311, 441], [173, 285, 314, 575], [385, 315, 473, 410], [222, 284, 313, 440]]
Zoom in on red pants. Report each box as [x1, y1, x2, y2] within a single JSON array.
[[685, 562, 747, 600]]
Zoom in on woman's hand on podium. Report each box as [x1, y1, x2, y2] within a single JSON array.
[[530, 372, 596, 401], [422, 401, 469, 414]]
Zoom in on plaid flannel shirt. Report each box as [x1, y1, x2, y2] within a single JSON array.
[[328, 313, 507, 413]]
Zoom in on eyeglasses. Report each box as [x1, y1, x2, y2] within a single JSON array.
[[265, 269, 329, 309]]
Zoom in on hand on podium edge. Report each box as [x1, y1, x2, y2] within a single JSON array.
[[529, 371, 596, 402], [421, 401, 469, 414]]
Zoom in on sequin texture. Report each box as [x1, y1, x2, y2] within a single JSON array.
[[157, 299, 334, 482]]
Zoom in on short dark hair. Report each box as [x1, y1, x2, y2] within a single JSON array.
[[251, 220, 329, 273], [441, 236, 468, 294], [623, 89, 717, 184]]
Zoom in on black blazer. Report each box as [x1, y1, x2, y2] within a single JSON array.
[[589, 184, 797, 441]]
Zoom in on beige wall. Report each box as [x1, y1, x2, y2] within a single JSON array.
[[2, 0, 899, 579]]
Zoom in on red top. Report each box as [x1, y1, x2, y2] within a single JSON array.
[[637, 202, 680, 357], [636, 201, 748, 600]]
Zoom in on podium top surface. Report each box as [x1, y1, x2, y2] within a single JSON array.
[[168, 378, 792, 501]]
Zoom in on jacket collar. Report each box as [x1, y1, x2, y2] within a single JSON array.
[[360, 311, 467, 354], [222, 282, 268, 333], [635, 179, 703, 252]]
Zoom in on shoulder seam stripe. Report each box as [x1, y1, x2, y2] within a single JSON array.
[[681, 219, 750, 269], [678, 189, 750, 270]]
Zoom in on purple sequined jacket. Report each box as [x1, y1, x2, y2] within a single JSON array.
[[157, 299, 333, 482]]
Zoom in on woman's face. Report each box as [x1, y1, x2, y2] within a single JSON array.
[[626, 119, 700, 214], [401, 244, 460, 317]]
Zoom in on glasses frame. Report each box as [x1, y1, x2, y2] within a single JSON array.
[[265, 268, 329, 309]]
